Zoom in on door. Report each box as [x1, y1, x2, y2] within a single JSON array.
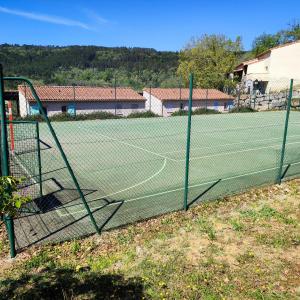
[[67, 104, 76, 116], [214, 101, 219, 111]]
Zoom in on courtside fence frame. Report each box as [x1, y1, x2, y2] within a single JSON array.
[[0, 65, 100, 257], [0, 63, 295, 257]]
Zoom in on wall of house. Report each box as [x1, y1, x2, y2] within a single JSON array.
[[22, 99, 146, 117], [162, 100, 233, 116], [267, 42, 300, 91], [246, 56, 270, 80], [269, 43, 300, 80], [19, 92, 30, 117], [143, 91, 163, 115]]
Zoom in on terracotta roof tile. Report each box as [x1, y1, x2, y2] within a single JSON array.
[[143, 88, 233, 101], [18, 86, 145, 102]]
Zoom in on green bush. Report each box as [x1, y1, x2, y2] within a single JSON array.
[[16, 112, 122, 122], [229, 107, 257, 113], [171, 109, 188, 116], [0, 176, 31, 217], [127, 111, 160, 118], [171, 108, 221, 116], [193, 108, 221, 115]]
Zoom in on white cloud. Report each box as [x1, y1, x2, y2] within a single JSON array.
[[0, 6, 91, 30], [82, 8, 113, 25]]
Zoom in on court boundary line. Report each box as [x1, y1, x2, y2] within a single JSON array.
[[180, 140, 300, 162], [96, 133, 178, 162], [162, 134, 300, 155], [57, 160, 300, 217], [56, 158, 167, 217]]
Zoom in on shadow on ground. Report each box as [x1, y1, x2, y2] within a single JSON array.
[[0, 267, 146, 300]]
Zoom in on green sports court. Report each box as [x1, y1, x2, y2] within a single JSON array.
[[13, 111, 300, 249]]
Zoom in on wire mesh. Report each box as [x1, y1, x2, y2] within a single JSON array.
[[1, 77, 299, 251], [7, 121, 42, 204], [187, 79, 297, 207]]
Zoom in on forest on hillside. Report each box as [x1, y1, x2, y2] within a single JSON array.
[[0, 44, 179, 89]]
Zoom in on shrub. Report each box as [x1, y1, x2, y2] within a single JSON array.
[[0, 176, 31, 217], [193, 108, 221, 115], [127, 111, 160, 118], [16, 112, 122, 122], [171, 109, 188, 116], [229, 107, 257, 113], [171, 108, 221, 116]]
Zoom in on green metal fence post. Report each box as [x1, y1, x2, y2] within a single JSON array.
[[4, 77, 101, 235], [183, 73, 193, 211], [0, 65, 16, 258], [277, 79, 293, 184], [36, 122, 43, 199]]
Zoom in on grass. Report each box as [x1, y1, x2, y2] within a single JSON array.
[[0, 179, 299, 299]]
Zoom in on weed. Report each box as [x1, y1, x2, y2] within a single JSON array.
[[197, 218, 217, 240]]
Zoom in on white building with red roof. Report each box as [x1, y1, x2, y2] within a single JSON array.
[[234, 40, 300, 93], [143, 88, 234, 116], [18, 85, 146, 117]]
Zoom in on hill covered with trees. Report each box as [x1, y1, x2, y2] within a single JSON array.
[[0, 44, 179, 89]]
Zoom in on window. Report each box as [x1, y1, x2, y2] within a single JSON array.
[[115, 103, 123, 116], [61, 105, 67, 113], [131, 103, 139, 109]]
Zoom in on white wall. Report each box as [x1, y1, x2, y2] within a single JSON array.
[[247, 55, 270, 78], [269, 42, 300, 80], [243, 42, 300, 91], [161, 100, 232, 116], [21, 99, 146, 117], [143, 91, 163, 115], [19, 92, 30, 117]]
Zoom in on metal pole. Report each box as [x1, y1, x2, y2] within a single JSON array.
[[277, 79, 293, 184], [205, 89, 208, 112], [183, 73, 193, 211], [36, 122, 43, 198], [0, 65, 16, 258], [149, 85, 152, 111], [4, 77, 101, 234]]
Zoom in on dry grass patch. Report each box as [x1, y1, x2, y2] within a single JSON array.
[[0, 180, 299, 299]]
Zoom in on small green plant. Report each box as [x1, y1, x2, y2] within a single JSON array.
[[25, 250, 55, 270], [0, 176, 31, 217], [193, 108, 221, 115], [230, 219, 245, 231], [229, 107, 257, 113], [171, 109, 188, 116], [197, 218, 216, 240], [70, 240, 81, 254], [127, 111, 160, 118]]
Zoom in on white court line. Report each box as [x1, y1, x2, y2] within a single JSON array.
[[192, 121, 300, 135], [162, 134, 300, 155], [177, 140, 300, 162], [56, 158, 167, 217], [58, 160, 300, 216], [95, 132, 179, 162]]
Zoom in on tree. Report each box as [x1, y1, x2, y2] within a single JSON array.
[[177, 34, 242, 90], [252, 33, 281, 56], [283, 20, 300, 42]]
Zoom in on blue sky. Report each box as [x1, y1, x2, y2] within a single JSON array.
[[0, 0, 299, 51]]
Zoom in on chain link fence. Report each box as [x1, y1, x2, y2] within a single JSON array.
[[1, 73, 299, 253]]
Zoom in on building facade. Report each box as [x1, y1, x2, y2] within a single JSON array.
[[234, 41, 300, 93], [143, 88, 234, 116], [18, 86, 146, 117]]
